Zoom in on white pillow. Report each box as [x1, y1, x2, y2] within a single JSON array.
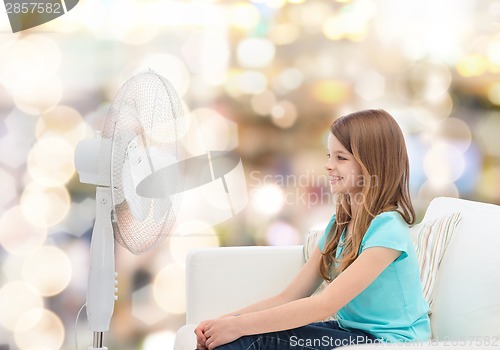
[[411, 212, 462, 313], [303, 228, 324, 261], [303, 228, 329, 293], [303, 228, 332, 320]]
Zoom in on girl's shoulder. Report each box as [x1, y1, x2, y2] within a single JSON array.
[[371, 210, 405, 225], [362, 210, 410, 246]]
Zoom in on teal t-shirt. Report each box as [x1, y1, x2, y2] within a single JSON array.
[[317, 211, 431, 342]]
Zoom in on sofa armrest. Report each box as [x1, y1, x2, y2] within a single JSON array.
[[185, 245, 304, 324]]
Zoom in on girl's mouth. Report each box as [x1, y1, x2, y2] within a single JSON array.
[[330, 176, 342, 184]]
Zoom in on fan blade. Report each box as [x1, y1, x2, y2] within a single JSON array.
[[135, 148, 180, 199], [153, 197, 171, 222]]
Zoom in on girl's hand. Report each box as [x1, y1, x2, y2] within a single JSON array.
[[203, 317, 243, 350], [194, 320, 210, 350]]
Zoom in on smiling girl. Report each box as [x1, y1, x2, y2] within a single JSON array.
[[195, 109, 430, 350]]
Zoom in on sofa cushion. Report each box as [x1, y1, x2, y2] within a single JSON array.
[[411, 212, 462, 313], [303, 230, 328, 298], [418, 197, 500, 338], [303, 228, 324, 261]]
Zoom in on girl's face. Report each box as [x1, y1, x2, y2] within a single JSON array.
[[325, 133, 364, 195]]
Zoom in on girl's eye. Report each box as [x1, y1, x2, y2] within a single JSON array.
[[337, 156, 346, 161], [326, 153, 331, 158]]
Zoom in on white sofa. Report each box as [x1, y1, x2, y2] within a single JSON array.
[[174, 197, 500, 349]]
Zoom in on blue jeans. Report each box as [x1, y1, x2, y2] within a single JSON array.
[[205, 320, 378, 350]]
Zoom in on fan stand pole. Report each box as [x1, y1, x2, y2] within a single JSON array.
[[87, 186, 116, 350], [93, 332, 104, 348]]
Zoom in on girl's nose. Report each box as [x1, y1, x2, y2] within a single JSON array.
[[325, 161, 333, 172]]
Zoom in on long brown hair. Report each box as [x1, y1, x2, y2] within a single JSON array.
[[320, 109, 415, 282]]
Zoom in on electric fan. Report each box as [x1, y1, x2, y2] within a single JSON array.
[[74, 70, 187, 349]]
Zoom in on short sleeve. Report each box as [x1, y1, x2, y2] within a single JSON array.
[[318, 214, 336, 251], [361, 211, 410, 260]]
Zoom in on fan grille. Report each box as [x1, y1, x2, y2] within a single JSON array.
[[100, 70, 185, 254]]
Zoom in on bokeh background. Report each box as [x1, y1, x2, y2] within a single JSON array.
[[1, 0, 500, 349]]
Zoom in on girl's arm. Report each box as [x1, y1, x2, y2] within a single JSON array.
[[203, 246, 401, 349]]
